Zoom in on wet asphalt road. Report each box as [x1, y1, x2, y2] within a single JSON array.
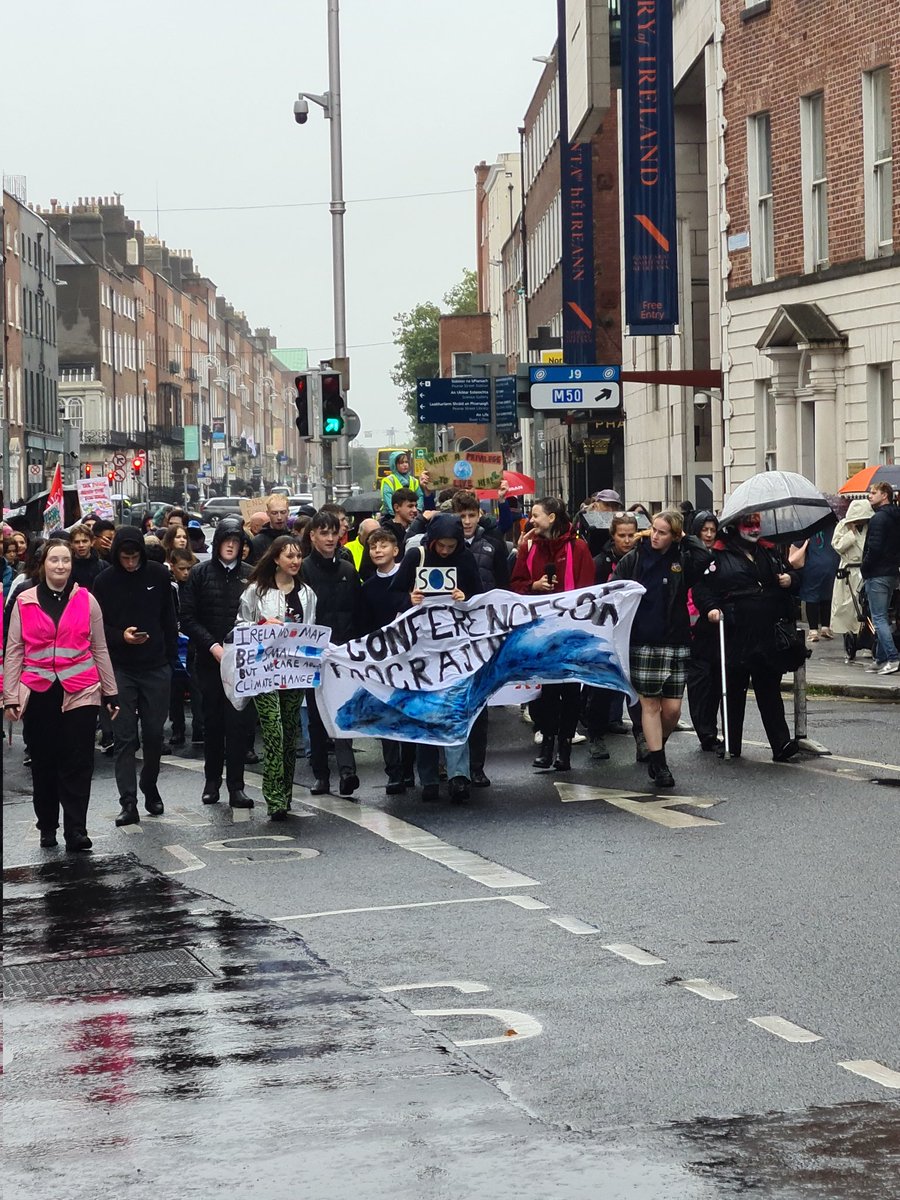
[[4, 695, 899, 1197]]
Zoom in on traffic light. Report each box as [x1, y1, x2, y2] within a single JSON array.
[[322, 371, 344, 437], [107, 471, 115, 486], [132, 455, 144, 479], [84, 464, 92, 478], [294, 374, 311, 440]]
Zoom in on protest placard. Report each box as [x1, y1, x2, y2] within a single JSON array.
[[221, 621, 331, 708], [238, 497, 266, 522], [76, 478, 115, 521], [317, 580, 644, 745], [422, 451, 503, 492]]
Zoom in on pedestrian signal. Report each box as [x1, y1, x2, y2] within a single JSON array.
[[294, 374, 311, 440], [84, 464, 92, 477], [322, 371, 344, 437], [132, 455, 144, 478]]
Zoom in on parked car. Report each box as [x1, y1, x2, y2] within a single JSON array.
[[199, 496, 245, 526], [288, 493, 314, 516]]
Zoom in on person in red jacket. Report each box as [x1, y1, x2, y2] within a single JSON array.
[[511, 498, 594, 770], [3, 539, 120, 850]]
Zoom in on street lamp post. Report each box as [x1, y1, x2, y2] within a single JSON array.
[[296, 0, 351, 500]]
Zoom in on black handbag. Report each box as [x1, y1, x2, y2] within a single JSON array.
[[774, 618, 810, 672]]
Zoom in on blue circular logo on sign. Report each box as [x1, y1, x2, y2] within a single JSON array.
[[453, 460, 473, 480], [428, 568, 447, 590]]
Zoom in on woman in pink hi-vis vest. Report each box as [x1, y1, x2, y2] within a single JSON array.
[[3, 539, 119, 851]]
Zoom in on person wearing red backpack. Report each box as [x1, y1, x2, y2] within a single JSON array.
[[3, 539, 120, 851], [511, 498, 595, 771]]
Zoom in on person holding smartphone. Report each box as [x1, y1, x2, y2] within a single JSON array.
[[94, 526, 179, 826], [510, 498, 594, 770], [3, 539, 120, 851]]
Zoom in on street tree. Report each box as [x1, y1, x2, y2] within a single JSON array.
[[392, 269, 478, 452]]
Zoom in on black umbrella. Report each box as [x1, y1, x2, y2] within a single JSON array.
[[342, 491, 383, 515]]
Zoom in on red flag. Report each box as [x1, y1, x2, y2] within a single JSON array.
[[45, 463, 63, 511]]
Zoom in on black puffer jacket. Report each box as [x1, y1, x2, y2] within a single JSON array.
[[179, 522, 252, 664], [692, 533, 798, 668], [249, 523, 283, 565], [861, 503, 900, 579], [616, 539, 694, 647], [465, 526, 510, 590], [300, 549, 360, 645]]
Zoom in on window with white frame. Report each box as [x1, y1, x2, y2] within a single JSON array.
[[801, 92, 829, 270], [756, 379, 777, 470], [747, 113, 775, 283], [863, 67, 893, 258], [870, 363, 895, 464]]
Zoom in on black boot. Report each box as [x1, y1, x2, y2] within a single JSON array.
[[115, 801, 140, 827], [533, 735, 555, 768], [553, 738, 572, 771], [647, 749, 674, 788]]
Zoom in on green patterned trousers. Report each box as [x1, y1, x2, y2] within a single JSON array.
[[254, 689, 303, 813]]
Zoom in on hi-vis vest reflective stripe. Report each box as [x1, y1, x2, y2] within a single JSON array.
[[383, 473, 421, 497], [19, 588, 100, 694]]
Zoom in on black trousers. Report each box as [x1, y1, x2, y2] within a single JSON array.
[[532, 683, 581, 740], [23, 683, 97, 837], [306, 690, 355, 781], [196, 657, 255, 790], [584, 686, 614, 737], [686, 655, 721, 745], [724, 664, 790, 756], [381, 738, 415, 783], [468, 708, 489, 772]]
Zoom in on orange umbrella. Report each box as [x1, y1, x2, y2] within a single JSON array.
[[839, 465, 900, 494]]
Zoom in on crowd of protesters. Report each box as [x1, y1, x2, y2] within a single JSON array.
[[4, 467, 895, 852]]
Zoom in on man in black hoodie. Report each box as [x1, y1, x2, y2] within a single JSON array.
[[248, 493, 290, 564], [179, 518, 255, 807], [94, 526, 179, 825]]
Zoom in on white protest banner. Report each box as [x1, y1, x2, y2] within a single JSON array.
[[222, 621, 331, 709], [76, 477, 115, 521], [317, 581, 644, 746]]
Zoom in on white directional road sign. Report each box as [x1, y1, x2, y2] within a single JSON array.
[[530, 380, 621, 410]]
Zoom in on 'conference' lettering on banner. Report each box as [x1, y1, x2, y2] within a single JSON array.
[[318, 581, 644, 746]]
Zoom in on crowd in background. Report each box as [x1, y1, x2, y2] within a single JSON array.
[[4, 452, 897, 853]]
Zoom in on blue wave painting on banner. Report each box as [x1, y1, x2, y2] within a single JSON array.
[[317, 582, 644, 746]]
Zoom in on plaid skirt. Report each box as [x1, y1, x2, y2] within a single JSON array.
[[629, 643, 690, 698]]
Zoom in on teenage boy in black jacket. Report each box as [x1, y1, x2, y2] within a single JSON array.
[[179, 519, 255, 808], [361, 528, 415, 794], [94, 526, 179, 825], [299, 510, 362, 796]]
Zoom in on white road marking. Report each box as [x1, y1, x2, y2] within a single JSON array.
[[162, 844, 206, 875], [553, 783, 720, 829], [602, 942, 666, 965], [676, 978, 738, 1001], [837, 1059, 900, 1089], [275, 895, 548, 921], [162, 755, 540, 889], [744, 739, 900, 775], [381, 981, 491, 995], [412, 1007, 543, 1047], [546, 915, 602, 935], [748, 1015, 822, 1043], [300, 794, 540, 888], [231, 808, 252, 823]]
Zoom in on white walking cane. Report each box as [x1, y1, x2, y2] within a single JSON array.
[[718, 615, 731, 760]]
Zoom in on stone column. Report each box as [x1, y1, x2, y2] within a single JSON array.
[[804, 345, 844, 493], [766, 348, 801, 473]]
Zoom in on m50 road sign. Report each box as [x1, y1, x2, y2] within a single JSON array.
[[529, 380, 620, 410]]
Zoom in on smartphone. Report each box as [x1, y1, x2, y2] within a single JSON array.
[[544, 564, 556, 581], [134, 631, 150, 639]]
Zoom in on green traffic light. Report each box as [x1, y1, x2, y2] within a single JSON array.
[[324, 417, 344, 435]]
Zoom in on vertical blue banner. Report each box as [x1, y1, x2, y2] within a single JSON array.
[[621, 0, 679, 333], [557, 0, 596, 365]]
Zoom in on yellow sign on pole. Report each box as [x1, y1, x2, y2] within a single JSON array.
[[540, 350, 563, 365]]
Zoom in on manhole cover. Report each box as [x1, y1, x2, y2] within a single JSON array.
[[3, 948, 216, 1000]]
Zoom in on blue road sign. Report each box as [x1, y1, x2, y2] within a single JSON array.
[[416, 377, 491, 425], [494, 375, 518, 429], [529, 364, 620, 385]]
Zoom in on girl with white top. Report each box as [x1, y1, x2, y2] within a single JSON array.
[[238, 536, 316, 819]]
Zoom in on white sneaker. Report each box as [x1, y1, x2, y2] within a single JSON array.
[[807, 630, 819, 643], [571, 732, 587, 744], [865, 663, 883, 672], [819, 627, 834, 639], [878, 661, 900, 675]]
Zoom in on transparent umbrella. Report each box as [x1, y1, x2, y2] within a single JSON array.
[[719, 471, 834, 541]]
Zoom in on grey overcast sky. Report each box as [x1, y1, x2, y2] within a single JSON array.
[[3, 0, 556, 435]]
